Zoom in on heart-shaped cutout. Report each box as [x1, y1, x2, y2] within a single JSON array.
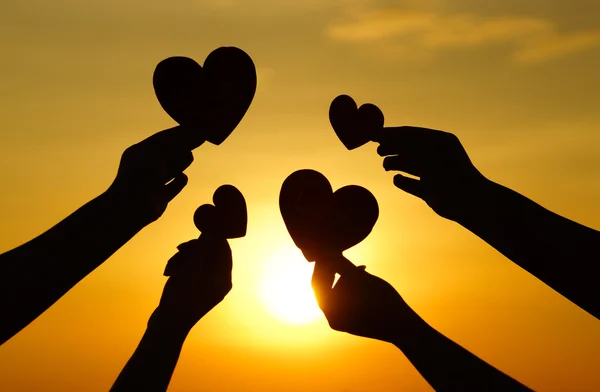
[[329, 94, 385, 150], [164, 185, 246, 276], [279, 169, 379, 261], [153, 47, 257, 145], [193, 184, 247, 238]]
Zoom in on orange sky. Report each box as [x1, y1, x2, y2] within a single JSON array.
[[1, 1, 599, 391]]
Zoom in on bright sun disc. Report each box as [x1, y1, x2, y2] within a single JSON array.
[[258, 247, 322, 325]]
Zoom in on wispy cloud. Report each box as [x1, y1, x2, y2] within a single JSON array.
[[514, 30, 600, 63], [327, 9, 600, 64]]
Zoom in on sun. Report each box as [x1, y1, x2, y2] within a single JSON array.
[[258, 246, 323, 325]]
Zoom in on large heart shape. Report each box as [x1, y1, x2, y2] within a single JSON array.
[[153, 47, 257, 145], [194, 184, 247, 238], [279, 169, 379, 261], [329, 94, 385, 150]]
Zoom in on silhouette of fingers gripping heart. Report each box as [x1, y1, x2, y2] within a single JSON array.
[[163, 185, 247, 276], [153, 47, 257, 146], [279, 169, 379, 263], [329, 94, 385, 150]]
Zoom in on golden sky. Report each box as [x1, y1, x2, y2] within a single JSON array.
[[1, 0, 599, 391]]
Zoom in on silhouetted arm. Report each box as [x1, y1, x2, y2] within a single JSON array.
[[391, 304, 531, 391], [377, 126, 600, 318], [312, 256, 531, 392], [0, 190, 148, 345], [110, 309, 189, 392], [0, 126, 200, 345], [455, 178, 599, 318]]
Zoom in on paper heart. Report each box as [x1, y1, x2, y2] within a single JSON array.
[[279, 169, 378, 261], [329, 94, 385, 150], [164, 185, 246, 277], [153, 47, 257, 145], [193, 184, 247, 238]]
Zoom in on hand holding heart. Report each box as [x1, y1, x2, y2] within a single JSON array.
[[151, 49, 383, 276], [279, 169, 378, 267], [164, 185, 247, 277]]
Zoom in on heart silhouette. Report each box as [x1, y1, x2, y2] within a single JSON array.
[[194, 184, 247, 239], [164, 185, 246, 276], [153, 47, 257, 146], [279, 169, 379, 261], [329, 94, 385, 150]]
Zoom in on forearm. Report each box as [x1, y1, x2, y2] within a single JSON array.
[[111, 309, 190, 392], [455, 178, 599, 317], [0, 188, 146, 344], [393, 310, 531, 391]]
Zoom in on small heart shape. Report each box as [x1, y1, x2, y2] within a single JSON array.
[[164, 185, 246, 277], [279, 169, 379, 261], [193, 204, 219, 234], [193, 184, 247, 238], [153, 47, 257, 145], [329, 94, 385, 150]]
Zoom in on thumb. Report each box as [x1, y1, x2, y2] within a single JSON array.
[[312, 261, 336, 312], [393, 174, 423, 199]]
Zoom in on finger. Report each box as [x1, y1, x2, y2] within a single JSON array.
[[162, 150, 194, 183], [333, 260, 368, 289], [177, 239, 200, 251], [213, 239, 233, 275], [393, 174, 423, 198], [382, 155, 423, 177], [162, 173, 188, 204], [371, 128, 384, 143], [143, 125, 206, 152], [164, 239, 201, 276], [202, 238, 233, 292], [376, 126, 439, 156], [169, 238, 233, 290], [163, 252, 183, 277], [198, 237, 233, 273], [310, 250, 357, 276], [312, 261, 336, 310]]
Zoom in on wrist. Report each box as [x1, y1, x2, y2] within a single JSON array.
[[389, 305, 430, 349], [147, 308, 193, 342], [101, 184, 153, 229], [451, 174, 496, 224]]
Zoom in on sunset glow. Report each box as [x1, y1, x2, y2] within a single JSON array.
[[258, 247, 322, 325], [1, 1, 599, 391]]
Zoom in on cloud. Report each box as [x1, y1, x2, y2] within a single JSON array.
[[326, 9, 600, 63], [514, 30, 600, 63], [191, 0, 370, 14]]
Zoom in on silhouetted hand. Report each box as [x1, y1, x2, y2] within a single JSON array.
[[153, 236, 232, 332], [110, 236, 233, 392], [312, 260, 410, 343], [108, 125, 203, 226], [377, 127, 487, 221], [311, 257, 532, 391], [0, 125, 208, 345], [377, 126, 600, 318], [154, 237, 233, 330]]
